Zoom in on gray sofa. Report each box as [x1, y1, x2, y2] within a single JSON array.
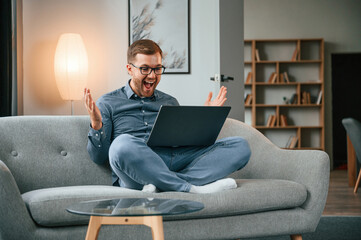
[[0, 116, 329, 240]]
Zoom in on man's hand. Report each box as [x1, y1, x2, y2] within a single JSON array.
[[84, 88, 102, 130], [204, 86, 227, 106]]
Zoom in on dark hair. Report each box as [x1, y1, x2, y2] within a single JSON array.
[[127, 39, 163, 63]]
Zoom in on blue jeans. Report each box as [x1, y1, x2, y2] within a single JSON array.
[[108, 134, 251, 192]]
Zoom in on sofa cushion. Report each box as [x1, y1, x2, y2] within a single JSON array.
[[22, 179, 307, 227]]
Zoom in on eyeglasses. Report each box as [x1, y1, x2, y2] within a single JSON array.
[[130, 63, 166, 75]]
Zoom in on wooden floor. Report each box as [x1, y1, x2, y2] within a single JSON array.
[[322, 170, 361, 216]]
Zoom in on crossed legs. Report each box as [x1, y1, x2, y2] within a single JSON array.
[[109, 134, 251, 193]]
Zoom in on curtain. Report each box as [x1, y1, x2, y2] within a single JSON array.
[[0, 0, 12, 117]]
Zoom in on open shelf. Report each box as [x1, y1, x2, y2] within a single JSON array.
[[244, 38, 324, 150]]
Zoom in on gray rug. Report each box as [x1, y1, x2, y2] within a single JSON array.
[[242, 216, 361, 240]]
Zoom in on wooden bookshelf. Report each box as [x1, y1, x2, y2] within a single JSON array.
[[244, 38, 324, 150]]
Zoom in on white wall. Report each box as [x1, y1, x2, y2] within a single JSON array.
[[23, 0, 128, 115], [157, 0, 219, 106], [22, 0, 220, 115], [244, 0, 361, 162]]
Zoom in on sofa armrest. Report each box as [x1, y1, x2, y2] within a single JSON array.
[[222, 119, 330, 220], [258, 148, 330, 213], [0, 160, 36, 238], [231, 145, 329, 222]]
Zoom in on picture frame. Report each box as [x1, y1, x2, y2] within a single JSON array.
[[129, 0, 190, 74]]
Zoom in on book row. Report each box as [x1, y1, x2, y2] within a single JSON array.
[[245, 71, 291, 84], [244, 91, 322, 105], [285, 136, 299, 148], [266, 114, 288, 127], [255, 48, 299, 62]]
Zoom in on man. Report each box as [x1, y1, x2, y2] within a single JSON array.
[[84, 39, 250, 193]]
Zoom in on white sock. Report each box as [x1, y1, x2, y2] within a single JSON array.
[[142, 184, 159, 193], [189, 178, 237, 194]]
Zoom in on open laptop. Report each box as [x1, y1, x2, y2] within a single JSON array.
[[146, 105, 231, 147]]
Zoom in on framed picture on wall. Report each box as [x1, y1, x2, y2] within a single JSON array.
[[129, 0, 190, 74]]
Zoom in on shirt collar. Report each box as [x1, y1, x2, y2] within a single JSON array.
[[124, 80, 135, 99], [124, 79, 158, 100]]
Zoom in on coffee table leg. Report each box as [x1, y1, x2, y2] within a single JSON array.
[[85, 216, 164, 240], [85, 216, 103, 240], [143, 216, 164, 240]]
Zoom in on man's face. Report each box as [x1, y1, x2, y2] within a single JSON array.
[[127, 53, 162, 98]]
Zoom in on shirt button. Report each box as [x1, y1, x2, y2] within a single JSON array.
[[98, 145, 101, 147], [141, 100, 144, 104], [145, 122, 148, 126], [100, 131, 104, 134], [95, 133, 99, 137]]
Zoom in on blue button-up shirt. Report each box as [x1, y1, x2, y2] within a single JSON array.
[[87, 80, 179, 184]]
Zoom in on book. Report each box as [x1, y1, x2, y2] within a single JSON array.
[[286, 136, 299, 148], [301, 91, 311, 104], [280, 114, 288, 127], [291, 48, 298, 61], [290, 93, 298, 104], [272, 73, 278, 83], [255, 49, 260, 61], [249, 95, 253, 105], [307, 92, 311, 104], [266, 115, 276, 127], [266, 115, 272, 127], [279, 73, 284, 83], [268, 72, 277, 83], [244, 93, 249, 101], [302, 92, 306, 104], [245, 72, 252, 84], [270, 115, 277, 127], [284, 72, 290, 83], [289, 136, 299, 148], [316, 90, 323, 104], [244, 94, 252, 105], [285, 136, 293, 148]]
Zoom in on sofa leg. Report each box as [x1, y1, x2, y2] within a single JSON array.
[[236, 235, 302, 240], [236, 234, 302, 240], [290, 234, 302, 240]]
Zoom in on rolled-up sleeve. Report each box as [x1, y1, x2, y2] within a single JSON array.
[[87, 101, 112, 165]]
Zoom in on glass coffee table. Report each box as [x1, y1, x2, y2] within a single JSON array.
[[67, 198, 204, 240]]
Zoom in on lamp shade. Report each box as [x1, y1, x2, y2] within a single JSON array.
[[54, 33, 88, 100]]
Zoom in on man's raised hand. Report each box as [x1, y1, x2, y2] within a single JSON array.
[[83, 88, 102, 130], [204, 86, 227, 107]]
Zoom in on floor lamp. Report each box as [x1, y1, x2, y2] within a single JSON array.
[[54, 33, 88, 115]]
